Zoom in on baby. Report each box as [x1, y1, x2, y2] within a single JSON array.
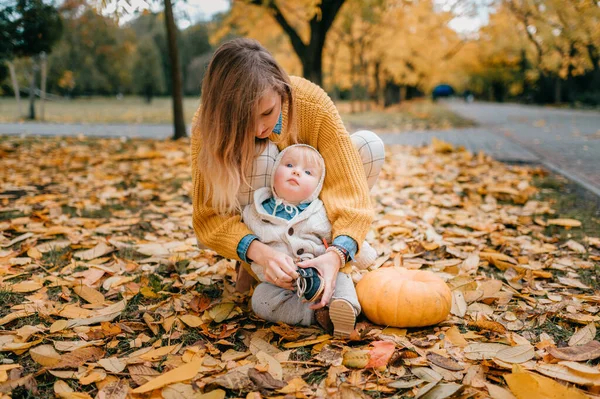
[[242, 144, 376, 337]]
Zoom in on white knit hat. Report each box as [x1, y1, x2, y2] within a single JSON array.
[[270, 144, 325, 205]]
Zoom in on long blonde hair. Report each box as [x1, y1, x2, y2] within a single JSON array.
[[197, 38, 296, 215]]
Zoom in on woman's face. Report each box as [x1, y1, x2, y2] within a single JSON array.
[[255, 89, 282, 139]]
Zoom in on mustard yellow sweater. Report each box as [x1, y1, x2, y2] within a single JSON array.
[[190, 76, 373, 261]]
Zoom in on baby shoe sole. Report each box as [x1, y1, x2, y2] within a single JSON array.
[[329, 299, 356, 339]]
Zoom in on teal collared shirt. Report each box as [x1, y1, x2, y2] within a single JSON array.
[[236, 113, 357, 263]]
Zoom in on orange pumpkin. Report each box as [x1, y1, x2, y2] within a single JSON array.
[[356, 267, 452, 327]]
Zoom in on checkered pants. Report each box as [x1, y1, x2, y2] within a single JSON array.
[[237, 130, 385, 207]]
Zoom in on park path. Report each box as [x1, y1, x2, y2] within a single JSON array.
[[381, 101, 600, 197], [1, 101, 599, 195]]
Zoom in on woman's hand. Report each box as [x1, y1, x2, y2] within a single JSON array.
[[247, 240, 298, 289], [297, 251, 341, 310]]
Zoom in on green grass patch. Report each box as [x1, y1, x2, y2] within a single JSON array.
[[533, 173, 600, 241]]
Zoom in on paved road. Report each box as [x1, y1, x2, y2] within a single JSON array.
[[380, 101, 600, 197], [1, 101, 598, 195]]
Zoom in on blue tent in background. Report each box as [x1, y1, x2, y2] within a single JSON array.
[[432, 84, 455, 100]]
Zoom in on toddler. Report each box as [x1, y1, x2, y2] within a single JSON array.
[[242, 144, 376, 337]]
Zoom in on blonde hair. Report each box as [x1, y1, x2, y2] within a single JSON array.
[[197, 38, 296, 215]]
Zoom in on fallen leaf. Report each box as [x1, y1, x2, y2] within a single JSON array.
[[569, 323, 596, 347], [426, 352, 463, 371], [72, 284, 105, 304], [547, 340, 600, 361], [132, 358, 202, 393], [505, 364, 589, 399], [29, 344, 61, 367], [366, 341, 396, 369], [494, 345, 535, 364]]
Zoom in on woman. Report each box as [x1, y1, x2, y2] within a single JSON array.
[[191, 38, 384, 321]]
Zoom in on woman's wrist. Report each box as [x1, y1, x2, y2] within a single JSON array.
[[324, 248, 343, 270]]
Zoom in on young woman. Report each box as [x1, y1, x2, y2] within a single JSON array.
[[191, 38, 384, 326]]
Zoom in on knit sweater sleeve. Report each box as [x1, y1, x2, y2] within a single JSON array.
[[313, 93, 374, 251], [190, 109, 254, 261]]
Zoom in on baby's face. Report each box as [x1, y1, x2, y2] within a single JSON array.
[[273, 148, 321, 204]]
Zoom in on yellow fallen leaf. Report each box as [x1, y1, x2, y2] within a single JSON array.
[[29, 344, 61, 367], [444, 326, 468, 347], [11, 281, 43, 293], [79, 369, 106, 385], [50, 319, 70, 333], [342, 349, 369, 369], [381, 327, 407, 337], [279, 377, 308, 394], [140, 286, 160, 298], [256, 351, 283, 380], [54, 380, 93, 399], [547, 218, 582, 228], [72, 284, 105, 304], [132, 358, 202, 393], [283, 334, 331, 349], [138, 344, 181, 361], [207, 303, 235, 323], [179, 315, 203, 328], [505, 364, 590, 399]]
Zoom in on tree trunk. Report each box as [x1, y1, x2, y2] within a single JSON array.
[[164, 0, 187, 140], [40, 52, 47, 121], [28, 58, 37, 120], [7, 61, 22, 117], [255, 0, 345, 86], [554, 76, 561, 104]]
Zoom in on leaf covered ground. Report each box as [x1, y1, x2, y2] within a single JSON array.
[[0, 136, 599, 399]]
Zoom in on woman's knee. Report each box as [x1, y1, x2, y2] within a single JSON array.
[[350, 130, 385, 189]]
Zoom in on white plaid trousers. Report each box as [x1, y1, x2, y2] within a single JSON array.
[[237, 130, 385, 207]]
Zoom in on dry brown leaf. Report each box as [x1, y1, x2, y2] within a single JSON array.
[[96, 379, 129, 399], [426, 352, 463, 371], [51, 346, 105, 369], [547, 340, 600, 361], [128, 364, 160, 386], [468, 320, 507, 334]]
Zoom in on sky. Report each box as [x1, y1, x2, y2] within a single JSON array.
[[107, 0, 487, 33]]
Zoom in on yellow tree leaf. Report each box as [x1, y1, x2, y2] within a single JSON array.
[[29, 344, 61, 367], [207, 303, 235, 323], [505, 365, 590, 399], [72, 284, 105, 304], [131, 358, 202, 393]]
